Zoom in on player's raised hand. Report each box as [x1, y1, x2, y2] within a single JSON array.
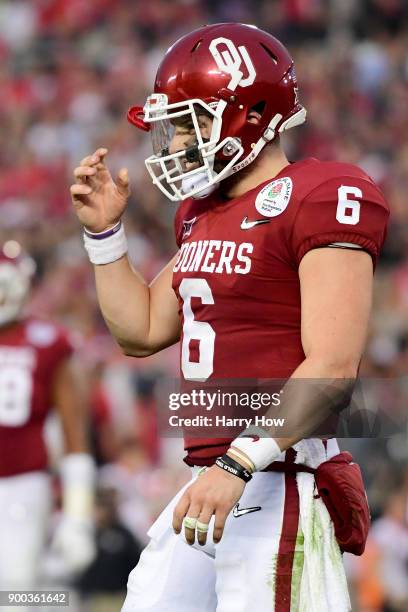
[[70, 148, 130, 233]]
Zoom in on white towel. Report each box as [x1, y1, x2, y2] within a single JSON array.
[[294, 439, 351, 612]]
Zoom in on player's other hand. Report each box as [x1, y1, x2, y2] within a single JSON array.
[[172, 464, 245, 546], [70, 148, 130, 233], [51, 516, 96, 574]]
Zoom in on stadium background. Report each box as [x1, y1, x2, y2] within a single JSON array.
[[0, 0, 408, 610]]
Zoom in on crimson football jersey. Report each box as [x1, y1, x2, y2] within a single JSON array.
[[0, 318, 73, 477], [172, 158, 389, 464]]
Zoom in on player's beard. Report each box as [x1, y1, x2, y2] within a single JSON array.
[[217, 143, 277, 199], [217, 161, 252, 198]]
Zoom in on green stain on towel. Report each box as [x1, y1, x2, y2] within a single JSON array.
[[266, 532, 305, 610], [290, 531, 304, 611], [310, 501, 324, 550]]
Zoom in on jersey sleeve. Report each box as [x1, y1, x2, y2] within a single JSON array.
[[291, 177, 390, 267]]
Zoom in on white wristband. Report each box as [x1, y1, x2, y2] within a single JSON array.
[[60, 453, 96, 522], [83, 222, 128, 265], [229, 428, 282, 472]]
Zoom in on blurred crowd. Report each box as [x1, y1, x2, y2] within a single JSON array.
[[1, 0, 408, 610]]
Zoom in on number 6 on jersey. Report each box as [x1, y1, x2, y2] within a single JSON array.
[[179, 278, 215, 381], [336, 185, 362, 225]]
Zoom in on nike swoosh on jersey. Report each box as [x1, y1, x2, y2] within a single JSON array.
[[240, 216, 270, 230], [233, 503, 262, 518]]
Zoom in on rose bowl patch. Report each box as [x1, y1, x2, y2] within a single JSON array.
[[255, 177, 293, 217]]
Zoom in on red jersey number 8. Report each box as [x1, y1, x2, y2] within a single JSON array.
[[0, 365, 32, 426]]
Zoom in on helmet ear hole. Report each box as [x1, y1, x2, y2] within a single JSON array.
[[247, 101, 265, 124], [250, 101, 266, 116]]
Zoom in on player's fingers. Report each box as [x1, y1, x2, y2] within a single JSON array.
[[196, 506, 213, 547], [95, 147, 108, 159], [92, 148, 109, 169], [183, 503, 201, 546], [73, 166, 97, 180], [213, 509, 229, 544], [172, 493, 190, 534], [79, 154, 97, 167], [70, 183, 92, 198], [79, 148, 108, 167], [116, 168, 130, 197]]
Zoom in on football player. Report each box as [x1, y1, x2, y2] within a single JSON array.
[[0, 241, 96, 592], [71, 23, 389, 612]]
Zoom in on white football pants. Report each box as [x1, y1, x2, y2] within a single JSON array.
[[122, 439, 340, 612], [0, 471, 51, 590]]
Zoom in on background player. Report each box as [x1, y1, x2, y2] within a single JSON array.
[[0, 241, 96, 594], [71, 23, 389, 611]]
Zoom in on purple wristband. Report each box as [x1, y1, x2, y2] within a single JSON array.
[[84, 221, 122, 240]]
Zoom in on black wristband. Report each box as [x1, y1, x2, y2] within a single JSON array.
[[215, 454, 253, 483]]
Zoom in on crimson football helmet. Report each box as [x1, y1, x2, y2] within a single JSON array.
[[127, 23, 306, 201], [0, 241, 35, 327]]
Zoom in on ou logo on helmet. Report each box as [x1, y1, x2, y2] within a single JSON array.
[[209, 37, 256, 91]]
